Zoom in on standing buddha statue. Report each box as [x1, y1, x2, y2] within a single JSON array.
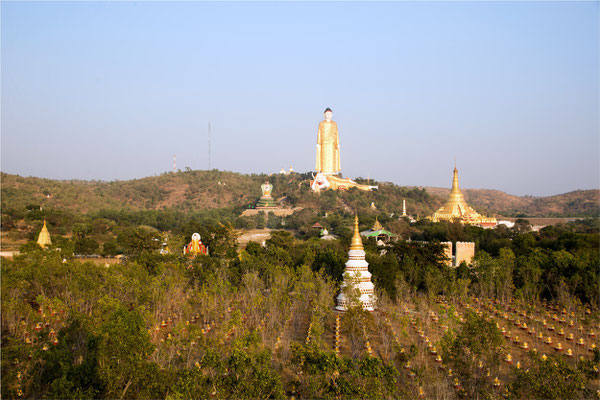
[[311, 108, 376, 192], [315, 108, 340, 175]]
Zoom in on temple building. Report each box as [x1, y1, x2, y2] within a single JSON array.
[[360, 217, 397, 244], [37, 220, 52, 249], [336, 215, 376, 312], [430, 165, 497, 227], [183, 233, 208, 256]]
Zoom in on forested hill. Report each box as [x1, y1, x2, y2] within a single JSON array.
[[0, 171, 441, 219], [1, 171, 598, 217]]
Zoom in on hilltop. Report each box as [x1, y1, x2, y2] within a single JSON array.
[[1, 171, 598, 218]]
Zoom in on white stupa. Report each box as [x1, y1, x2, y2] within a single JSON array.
[[336, 215, 376, 312]]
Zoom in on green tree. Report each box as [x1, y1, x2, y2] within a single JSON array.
[[116, 227, 161, 256], [97, 301, 154, 399], [441, 311, 504, 399], [37, 316, 105, 399], [74, 237, 100, 255], [508, 352, 588, 399], [101, 240, 120, 257]]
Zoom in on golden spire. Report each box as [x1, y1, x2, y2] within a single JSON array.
[[372, 217, 383, 232], [37, 219, 52, 249], [447, 164, 467, 207], [350, 214, 364, 250], [452, 164, 460, 193]]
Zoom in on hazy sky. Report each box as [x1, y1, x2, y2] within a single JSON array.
[[2, 1, 598, 196]]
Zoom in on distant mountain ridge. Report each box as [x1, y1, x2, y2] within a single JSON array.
[[1, 171, 598, 218]]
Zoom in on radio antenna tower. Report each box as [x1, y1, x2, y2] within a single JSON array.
[[173, 154, 176, 173], [208, 122, 211, 170]]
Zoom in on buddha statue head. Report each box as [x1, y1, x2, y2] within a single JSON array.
[[324, 107, 333, 121]]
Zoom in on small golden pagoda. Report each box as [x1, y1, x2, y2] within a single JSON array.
[[37, 220, 52, 248], [371, 217, 383, 232], [430, 165, 497, 227]]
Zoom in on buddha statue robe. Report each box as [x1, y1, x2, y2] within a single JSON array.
[[261, 182, 273, 198], [316, 120, 341, 174]]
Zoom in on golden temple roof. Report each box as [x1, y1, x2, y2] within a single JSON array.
[[350, 214, 364, 251], [37, 220, 52, 248], [430, 166, 497, 226], [371, 217, 383, 232]]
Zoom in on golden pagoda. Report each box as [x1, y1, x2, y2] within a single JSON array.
[[429, 165, 497, 227], [37, 220, 52, 248], [371, 217, 383, 232]]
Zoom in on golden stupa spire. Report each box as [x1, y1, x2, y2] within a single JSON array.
[[37, 219, 52, 249], [447, 163, 467, 207], [372, 216, 383, 232], [452, 163, 460, 192], [350, 214, 364, 250]]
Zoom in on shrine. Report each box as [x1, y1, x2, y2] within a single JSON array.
[[37, 220, 52, 249], [183, 233, 208, 256], [336, 215, 376, 312]]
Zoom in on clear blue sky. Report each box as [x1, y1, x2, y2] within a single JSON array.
[[2, 1, 598, 196]]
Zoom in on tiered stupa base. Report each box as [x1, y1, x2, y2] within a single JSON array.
[[256, 196, 277, 208]]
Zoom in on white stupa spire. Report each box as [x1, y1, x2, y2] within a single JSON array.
[[335, 215, 376, 312]]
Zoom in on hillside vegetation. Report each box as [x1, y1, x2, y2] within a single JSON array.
[[0, 171, 441, 218], [2, 171, 598, 218]]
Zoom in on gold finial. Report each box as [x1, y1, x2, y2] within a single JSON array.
[[350, 214, 364, 250]]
